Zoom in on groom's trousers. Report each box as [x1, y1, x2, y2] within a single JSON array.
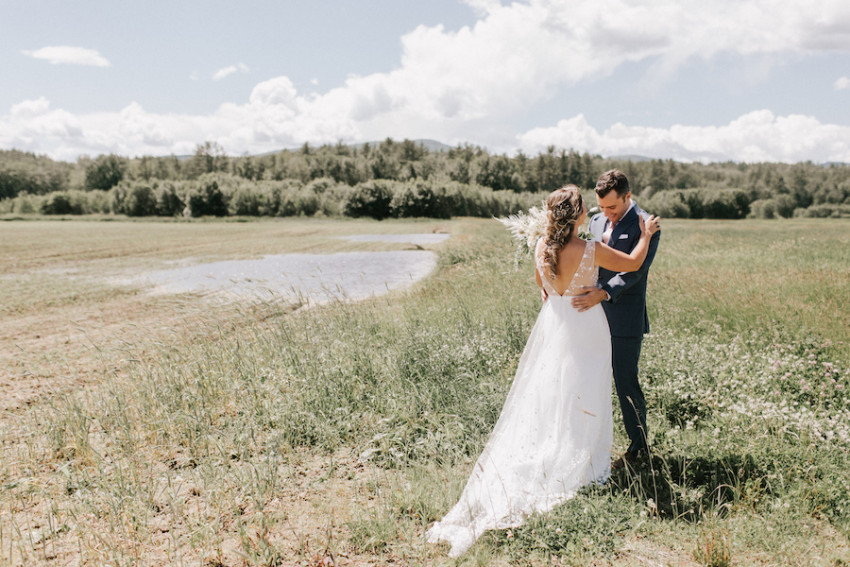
[[611, 336, 647, 453]]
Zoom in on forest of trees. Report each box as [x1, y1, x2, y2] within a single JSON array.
[[1, 139, 849, 220]]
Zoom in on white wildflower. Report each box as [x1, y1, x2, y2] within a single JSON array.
[[496, 204, 548, 255]]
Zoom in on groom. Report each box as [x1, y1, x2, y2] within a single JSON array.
[[572, 169, 660, 469]]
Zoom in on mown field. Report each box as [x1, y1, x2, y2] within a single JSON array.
[[1, 216, 849, 566]]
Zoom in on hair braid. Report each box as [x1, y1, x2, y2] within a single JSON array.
[[542, 185, 583, 279]]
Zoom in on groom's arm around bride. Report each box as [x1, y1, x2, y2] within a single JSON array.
[[572, 169, 660, 464]]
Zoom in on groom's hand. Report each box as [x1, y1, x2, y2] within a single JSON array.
[[571, 286, 606, 312]]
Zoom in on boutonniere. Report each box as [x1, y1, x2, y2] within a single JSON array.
[[577, 206, 599, 241]]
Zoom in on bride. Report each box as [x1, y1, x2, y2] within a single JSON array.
[[426, 185, 660, 557]]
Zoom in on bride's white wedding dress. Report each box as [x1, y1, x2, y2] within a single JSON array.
[[426, 239, 613, 557]]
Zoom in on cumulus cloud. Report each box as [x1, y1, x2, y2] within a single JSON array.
[[462, 0, 503, 16], [4, 0, 850, 162], [835, 77, 850, 91], [212, 62, 249, 80], [516, 111, 850, 163], [0, 78, 359, 161], [10, 97, 52, 117], [3, 90, 848, 164], [22, 46, 110, 67], [226, 0, 847, 140]]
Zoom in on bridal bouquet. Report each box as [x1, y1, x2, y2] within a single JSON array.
[[496, 203, 547, 256], [497, 203, 596, 262]]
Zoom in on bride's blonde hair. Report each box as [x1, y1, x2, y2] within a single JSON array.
[[542, 185, 583, 279]]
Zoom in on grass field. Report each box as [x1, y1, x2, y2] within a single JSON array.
[[1, 216, 849, 566]]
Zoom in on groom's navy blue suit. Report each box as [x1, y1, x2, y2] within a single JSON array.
[[589, 202, 660, 454]]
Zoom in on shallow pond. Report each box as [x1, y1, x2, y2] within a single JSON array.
[[122, 233, 450, 305]]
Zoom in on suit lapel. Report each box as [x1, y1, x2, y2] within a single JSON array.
[[610, 206, 638, 248]]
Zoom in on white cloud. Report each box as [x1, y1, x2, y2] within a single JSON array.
[[516, 111, 850, 163], [212, 63, 249, 80], [835, 77, 850, 91], [10, 97, 51, 117], [3, 91, 848, 164], [21, 46, 110, 67], [245, 0, 848, 137], [461, 0, 503, 16], [4, 0, 850, 162]]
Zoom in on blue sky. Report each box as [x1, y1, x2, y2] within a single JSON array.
[[2, 0, 849, 163]]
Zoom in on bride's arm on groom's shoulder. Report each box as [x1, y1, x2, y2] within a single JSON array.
[[594, 215, 661, 273]]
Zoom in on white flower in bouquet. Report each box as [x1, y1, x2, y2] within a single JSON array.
[[496, 204, 547, 256], [497, 201, 598, 260]]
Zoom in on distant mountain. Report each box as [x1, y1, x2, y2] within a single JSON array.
[[253, 138, 453, 157], [607, 154, 653, 162], [349, 139, 453, 152]]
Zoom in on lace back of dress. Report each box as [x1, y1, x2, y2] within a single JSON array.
[[535, 239, 597, 297], [564, 240, 597, 296]]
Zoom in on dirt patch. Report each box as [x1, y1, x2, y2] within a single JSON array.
[[0, 290, 293, 417], [1, 447, 429, 566]]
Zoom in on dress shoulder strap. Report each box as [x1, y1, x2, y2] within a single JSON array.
[[583, 238, 596, 266], [535, 238, 559, 297]]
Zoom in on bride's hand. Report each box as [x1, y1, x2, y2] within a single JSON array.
[[640, 215, 661, 236]]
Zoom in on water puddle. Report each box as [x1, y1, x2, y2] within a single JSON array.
[[119, 234, 449, 305]]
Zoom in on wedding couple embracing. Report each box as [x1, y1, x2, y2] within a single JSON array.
[[426, 169, 661, 557]]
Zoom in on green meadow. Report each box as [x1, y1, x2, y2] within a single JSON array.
[[1, 217, 849, 566]]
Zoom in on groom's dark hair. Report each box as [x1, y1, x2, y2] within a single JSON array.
[[595, 169, 630, 199]]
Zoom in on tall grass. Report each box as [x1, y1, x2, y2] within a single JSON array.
[[1, 218, 849, 565]]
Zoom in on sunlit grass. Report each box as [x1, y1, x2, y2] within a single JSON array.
[[1, 217, 849, 565]]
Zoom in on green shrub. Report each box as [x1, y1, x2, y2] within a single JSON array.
[[305, 177, 337, 195], [110, 182, 158, 216], [125, 184, 158, 216], [318, 183, 354, 216], [261, 179, 303, 216], [229, 186, 265, 216], [643, 190, 690, 218], [644, 188, 750, 219], [459, 186, 543, 217], [748, 196, 795, 219], [345, 180, 396, 219], [748, 198, 777, 219], [278, 189, 320, 217], [699, 189, 750, 219], [156, 182, 185, 216], [390, 181, 452, 219], [185, 179, 229, 217], [40, 191, 84, 214], [8, 192, 42, 214], [86, 189, 112, 214], [794, 203, 850, 218]]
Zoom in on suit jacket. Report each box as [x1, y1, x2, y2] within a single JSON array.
[[589, 203, 660, 338]]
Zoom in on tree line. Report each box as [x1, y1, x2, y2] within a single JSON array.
[[2, 140, 849, 219]]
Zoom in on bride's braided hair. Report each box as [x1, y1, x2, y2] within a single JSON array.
[[542, 185, 583, 279]]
